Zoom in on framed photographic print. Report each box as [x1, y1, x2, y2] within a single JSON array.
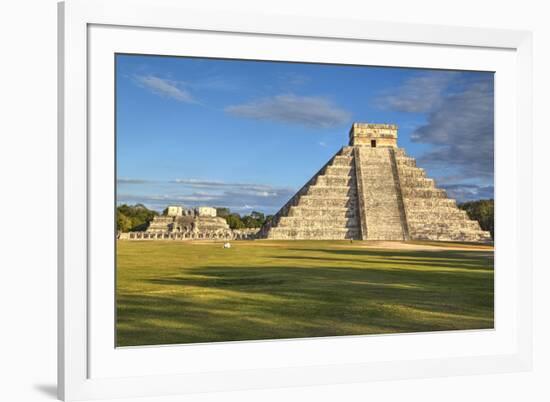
[[58, 0, 533, 400]]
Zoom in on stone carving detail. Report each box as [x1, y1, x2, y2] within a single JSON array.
[[259, 123, 492, 243]]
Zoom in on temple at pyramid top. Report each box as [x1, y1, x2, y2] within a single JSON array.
[[259, 122, 492, 243], [349, 122, 398, 147]]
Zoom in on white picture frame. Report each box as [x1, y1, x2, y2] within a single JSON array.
[[58, 0, 533, 400]]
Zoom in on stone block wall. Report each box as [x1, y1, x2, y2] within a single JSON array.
[[146, 216, 175, 233], [141, 123, 492, 244], [349, 123, 398, 147], [393, 149, 492, 242], [354, 147, 408, 240], [264, 146, 361, 240], [260, 126, 492, 243]]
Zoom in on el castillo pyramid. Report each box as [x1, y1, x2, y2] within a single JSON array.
[[259, 123, 492, 242]]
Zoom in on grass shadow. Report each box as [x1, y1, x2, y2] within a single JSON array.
[[116, 241, 494, 346]]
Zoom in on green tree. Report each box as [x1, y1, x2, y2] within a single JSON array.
[[219, 208, 270, 229], [116, 210, 132, 232], [216, 207, 230, 218], [116, 204, 159, 232], [264, 215, 274, 226], [458, 199, 494, 239], [241, 215, 260, 228], [250, 211, 265, 222], [226, 214, 245, 229]]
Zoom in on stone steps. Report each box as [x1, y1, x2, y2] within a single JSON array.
[[306, 185, 357, 197], [260, 143, 492, 243], [406, 211, 468, 221], [364, 230, 405, 241], [360, 164, 393, 169], [412, 232, 492, 242], [315, 175, 355, 187], [365, 214, 403, 222], [324, 166, 354, 176], [395, 149, 491, 241], [288, 206, 357, 218], [393, 148, 407, 157], [356, 147, 407, 240], [401, 188, 447, 198], [267, 227, 360, 240], [299, 195, 357, 208], [395, 157, 417, 167], [277, 216, 359, 229], [408, 220, 482, 231], [331, 155, 354, 166], [340, 146, 354, 156], [262, 146, 360, 239], [399, 178, 435, 188], [398, 168, 426, 178], [403, 198, 457, 208], [410, 225, 486, 234]]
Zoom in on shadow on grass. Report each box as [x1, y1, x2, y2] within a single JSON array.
[[117, 246, 494, 346], [287, 247, 493, 260]]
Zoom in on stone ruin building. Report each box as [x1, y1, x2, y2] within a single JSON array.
[[120, 205, 257, 241], [147, 206, 228, 233], [259, 122, 492, 243]]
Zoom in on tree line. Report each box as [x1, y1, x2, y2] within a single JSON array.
[[116, 204, 158, 232], [116, 204, 274, 232], [116, 200, 494, 238], [215, 208, 274, 229], [457, 199, 494, 238]]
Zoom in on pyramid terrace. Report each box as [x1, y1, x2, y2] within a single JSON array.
[[259, 122, 491, 242]]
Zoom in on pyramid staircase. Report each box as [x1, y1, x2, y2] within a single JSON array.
[[260, 123, 492, 243]]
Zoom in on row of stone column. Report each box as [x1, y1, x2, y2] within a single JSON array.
[[122, 231, 256, 240]]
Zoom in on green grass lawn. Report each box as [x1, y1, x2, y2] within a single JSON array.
[[116, 240, 494, 347]]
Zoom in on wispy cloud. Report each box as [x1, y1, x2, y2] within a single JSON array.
[[440, 184, 494, 203], [375, 72, 459, 113], [278, 72, 311, 87], [117, 192, 217, 204], [413, 79, 494, 180], [374, 72, 494, 183], [189, 76, 240, 92], [225, 94, 351, 129], [117, 189, 295, 214], [133, 75, 197, 103], [117, 178, 154, 184], [117, 178, 296, 214], [170, 178, 277, 192]]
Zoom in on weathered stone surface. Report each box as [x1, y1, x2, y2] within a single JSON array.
[[118, 228, 258, 241], [121, 205, 259, 241], [260, 122, 492, 243]]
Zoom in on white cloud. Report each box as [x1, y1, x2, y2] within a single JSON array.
[[225, 94, 351, 128], [133, 75, 197, 103], [278, 72, 310, 87], [374, 72, 494, 183], [412, 79, 494, 180], [117, 178, 153, 184], [171, 179, 284, 193], [375, 72, 459, 113], [440, 184, 494, 202], [117, 178, 296, 214]]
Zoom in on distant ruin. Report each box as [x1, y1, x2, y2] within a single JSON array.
[[259, 123, 492, 242], [119, 122, 491, 243], [118, 205, 258, 241]]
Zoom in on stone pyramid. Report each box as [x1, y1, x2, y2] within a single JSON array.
[[259, 123, 492, 242]]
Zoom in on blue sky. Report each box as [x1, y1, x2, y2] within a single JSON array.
[[116, 54, 494, 214]]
